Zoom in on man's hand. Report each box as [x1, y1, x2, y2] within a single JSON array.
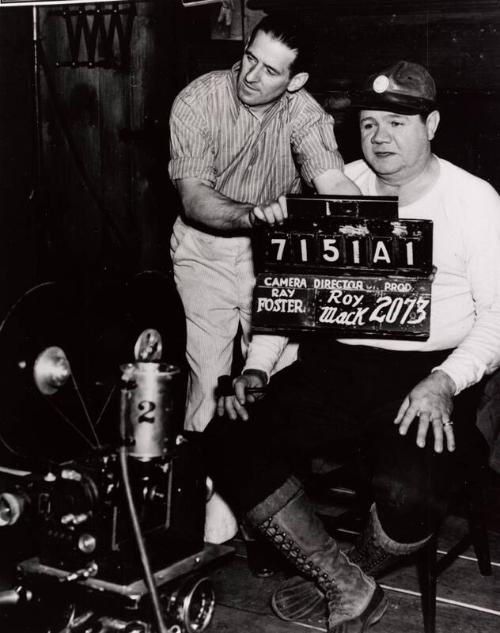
[[216, 372, 266, 421], [394, 370, 457, 453], [249, 195, 287, 226]]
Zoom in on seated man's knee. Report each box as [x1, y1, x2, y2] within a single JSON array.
[[373, 470, 448, 541]]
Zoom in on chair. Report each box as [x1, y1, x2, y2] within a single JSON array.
[[307, 451, 492, 633], [416, 460, 492, 633]]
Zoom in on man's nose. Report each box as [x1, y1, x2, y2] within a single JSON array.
[[245, 64, 261, 83], [372, 126, 390, 143]]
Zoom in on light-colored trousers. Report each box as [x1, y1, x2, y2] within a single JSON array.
[[170, 216, 255, 433], [171, 217, 255, 543], [170, 216, 299, 543]]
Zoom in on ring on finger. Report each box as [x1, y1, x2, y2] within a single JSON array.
[[443, 420, 454, 428]]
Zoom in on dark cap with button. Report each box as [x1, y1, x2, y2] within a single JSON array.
[[350, 60, 437, 115]]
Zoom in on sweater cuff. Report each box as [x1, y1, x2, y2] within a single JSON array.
[[242, 368, 269, 385], [431, 363, 467, 395]]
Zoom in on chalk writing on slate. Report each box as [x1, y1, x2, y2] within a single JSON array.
[[252, 195, 433, 340]]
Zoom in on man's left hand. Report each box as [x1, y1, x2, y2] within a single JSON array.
[[394, 370, 457, 453], [250, 195, 287, 226], [216, 372, 266, 421]]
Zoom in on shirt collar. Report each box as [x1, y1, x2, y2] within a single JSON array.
[[228, 62, 242, 120]]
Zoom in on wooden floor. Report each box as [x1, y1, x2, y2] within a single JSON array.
[[205, 500, 500, 633], [0, 472, 498, 632]]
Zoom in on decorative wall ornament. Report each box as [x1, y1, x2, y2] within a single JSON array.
[[50, 2, 136, 69]]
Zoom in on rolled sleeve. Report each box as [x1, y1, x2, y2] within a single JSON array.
[[168, 96, 216, 184], [291, 95, 344, 186]]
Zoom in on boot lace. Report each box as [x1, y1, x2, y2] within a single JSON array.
[[259, 518, 345, 611], [349, 533, 393, 576]]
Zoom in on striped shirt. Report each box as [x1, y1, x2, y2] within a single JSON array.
[[168, 63, 344, 206]]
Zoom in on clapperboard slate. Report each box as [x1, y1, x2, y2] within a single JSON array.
[[251, 194, 434, 340]]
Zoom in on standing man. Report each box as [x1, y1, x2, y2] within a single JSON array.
[[168, 14, 359, 434], [206, 61, 500, 630]]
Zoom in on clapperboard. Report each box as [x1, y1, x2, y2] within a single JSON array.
[[251, 194, 434, 340]]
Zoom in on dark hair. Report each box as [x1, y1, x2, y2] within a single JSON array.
[[247, 14, 313, 76]]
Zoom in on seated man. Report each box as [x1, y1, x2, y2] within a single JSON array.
[[203, 61, 500, 632]]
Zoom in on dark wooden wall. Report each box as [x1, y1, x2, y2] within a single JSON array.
[[37, 1, 182, 280], [0, 9, 36, 318], [0, 1, 197, 315]]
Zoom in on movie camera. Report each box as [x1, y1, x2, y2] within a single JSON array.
[[0, 274, 231, 633]]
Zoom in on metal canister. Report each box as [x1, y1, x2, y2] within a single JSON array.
[[120, 362, 180, 460]]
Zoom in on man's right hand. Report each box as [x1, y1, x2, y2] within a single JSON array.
[[216, 372, 266, 421], [249, 195, 287, 227]]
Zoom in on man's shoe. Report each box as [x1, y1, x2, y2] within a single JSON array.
[[271, 501, 431, 625], [347, 503, 431, 578], [247, 477, 388, 632]]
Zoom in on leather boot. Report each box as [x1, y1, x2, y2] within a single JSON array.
[[347, 503, 432, 577], [271, 502, 431, 625], [247, 478, 387, 633]]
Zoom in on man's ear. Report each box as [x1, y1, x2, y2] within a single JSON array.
[[287, 71, 309, 93], [426, 110, 440, 141]]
